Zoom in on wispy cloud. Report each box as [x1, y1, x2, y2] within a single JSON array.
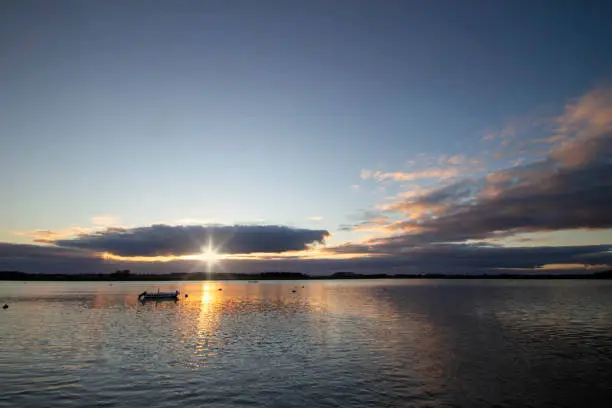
[[12, 215, 124, 244], [522, 134, 567, 146], [446, 155, 482, 166], [482, 125, 517, 142], [91, 214, 121, 227], [2, 241, 610, 275], [481, 114, 542, 142], [12, 227, 93, 243], [360, 167, 461, 182], [308, 216, 324, 221], [350, 215, 392, 232]]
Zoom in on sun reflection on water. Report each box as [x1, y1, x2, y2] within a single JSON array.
[[194, 282, 221, 360], [200, 282, 214, 306]]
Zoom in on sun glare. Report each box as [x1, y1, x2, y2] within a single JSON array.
[[199, 240, 220, 269], [201, 248, 219, 263]]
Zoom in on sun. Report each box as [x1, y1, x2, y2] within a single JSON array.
[[199, 240, 220, 270], [200, 248, 219, 264]]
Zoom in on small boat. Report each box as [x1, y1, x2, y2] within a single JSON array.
[[138, 289, 179, 301]]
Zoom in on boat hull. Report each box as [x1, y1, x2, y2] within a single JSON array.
[[138, 290, 179, 301], [140, 294, 178, 300]]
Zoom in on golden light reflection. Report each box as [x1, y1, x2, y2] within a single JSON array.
[[98, 246, 376, 263], [194, 282, 221, 358], [200, 282, 214, 307]]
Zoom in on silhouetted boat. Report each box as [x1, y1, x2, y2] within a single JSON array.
[[138, 289, 179, 301]]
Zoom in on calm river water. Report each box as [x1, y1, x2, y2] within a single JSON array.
[[1, 279, 612, 407]]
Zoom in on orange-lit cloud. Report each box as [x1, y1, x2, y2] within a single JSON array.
[[550, 86, 612, 167], [12, 227, 93, 243], [496, 263, 610, 272], [352, 86, 612, 254], [101, 252, 188, 262]]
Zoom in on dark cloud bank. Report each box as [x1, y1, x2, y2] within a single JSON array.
[[53, 224, 329, 257], [1, 241, 611, 275], [0, 225, 333, 274]]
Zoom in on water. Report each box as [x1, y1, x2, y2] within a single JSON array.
[[1, 279, 612, 407]]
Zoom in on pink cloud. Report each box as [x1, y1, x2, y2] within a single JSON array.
[[550, 87, 612, 167]]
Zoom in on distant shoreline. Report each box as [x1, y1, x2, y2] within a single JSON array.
[[1, 270, 611, 281]]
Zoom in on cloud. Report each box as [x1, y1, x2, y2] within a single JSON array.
[[50, 224, 330, 257], [375, 154, 611, 246], [446, 155, 482, 166], [0, 243, 103, 274], [482, 132, 497, 141], [481, 114, 541, 142], [0, 243, 94, 260], [360, 167, 461, 182], [2, 242, 610, 275], [12, 227, 94, 243], [550, 86, 612, 167], [447, 155, 466, 165], [355, 86, 612, 249], [383, 179, 477, 215], [482, 125, 517, 141], [350, 215, 392, 232], [308, 216, 324, 221], [12, 216, 123, 243], [325, 243, 612, 272], [91, 214, 121, 227], [522, 135, 567, 146]]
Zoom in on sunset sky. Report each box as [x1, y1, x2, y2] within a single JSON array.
[[2, 0, 611, 274]]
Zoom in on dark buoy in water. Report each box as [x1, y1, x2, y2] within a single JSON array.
[[2, 304, 8, 309], [218, 288, 223, 291], [184, 294, 188, 298], [291, 289, 296, 293]]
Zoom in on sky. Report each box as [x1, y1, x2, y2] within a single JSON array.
[[1, 0, 611, 275]]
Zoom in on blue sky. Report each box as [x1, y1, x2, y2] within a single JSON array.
[[1, 1, 611, 274]]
